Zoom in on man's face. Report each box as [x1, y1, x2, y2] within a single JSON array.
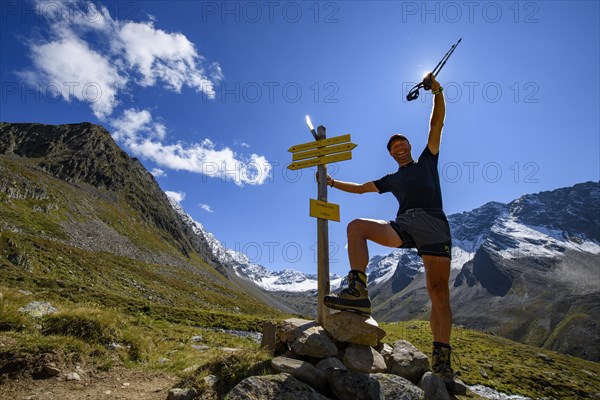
[[389, 139, 412, 165]]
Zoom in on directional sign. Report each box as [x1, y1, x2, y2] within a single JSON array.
[[288, 134, 351, 153], [292, 142, 357, 161], [287, 151, 352, 170], [310, 199, 340, 222]]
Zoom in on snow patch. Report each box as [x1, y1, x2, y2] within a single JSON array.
[[494, 217, 600, 259]]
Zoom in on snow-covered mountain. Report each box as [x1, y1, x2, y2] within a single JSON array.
[[372, 181, 600, 362], [166, 196, 342, 293], [167, 181, 600, 361]]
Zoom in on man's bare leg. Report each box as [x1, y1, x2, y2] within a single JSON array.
[[422, 255, 452, 343], [346, 218, 403, 272], [324, 219, 402, 315], [422, 255, 466, 394]]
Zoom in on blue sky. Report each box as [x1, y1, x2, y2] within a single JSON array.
[[1, 0, 599, 275]]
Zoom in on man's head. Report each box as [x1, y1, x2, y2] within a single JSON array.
[[386, 134, 410, 151], [386, 134, 413, 166]]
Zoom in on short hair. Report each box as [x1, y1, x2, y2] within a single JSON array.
[[386, 134, 410, 151]]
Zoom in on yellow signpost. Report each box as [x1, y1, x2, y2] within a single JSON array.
[[288, 118, 357, 325]]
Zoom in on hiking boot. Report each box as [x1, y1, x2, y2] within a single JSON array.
[[323, 270, 371, 316], [432, 343, 468, 395]]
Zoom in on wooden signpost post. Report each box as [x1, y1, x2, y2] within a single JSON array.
[[288, 117, 356, 325]]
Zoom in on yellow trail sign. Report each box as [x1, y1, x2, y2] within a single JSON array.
[[292, 142, 357, 161], [310, 199, 340, 222], [288, 134, 351, 153], [287, 151, 352, 170]]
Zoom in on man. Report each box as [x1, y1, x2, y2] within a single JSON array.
[[322, 74, 466, 394]]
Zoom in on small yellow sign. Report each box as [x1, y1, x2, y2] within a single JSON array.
[[288, 134, 351, 153], [310, 199, 340, 222], [287, 151, 352, 171]]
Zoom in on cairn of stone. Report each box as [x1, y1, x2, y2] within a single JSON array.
[[203, 312, 455, 400]]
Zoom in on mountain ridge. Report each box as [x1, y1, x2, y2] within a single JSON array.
[[0, 121, 284, 319]]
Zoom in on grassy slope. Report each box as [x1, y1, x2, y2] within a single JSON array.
[[1, 157, 599, 399], [383, 321, 600, 399], [0, 157, 283, 320], [3, 287, 599, 399]]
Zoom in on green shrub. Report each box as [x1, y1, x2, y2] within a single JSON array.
[[192, 349, 272, 396], [42, 309, 121, 344], [121, 327, 153, 362], [0, 293, 33, 332]]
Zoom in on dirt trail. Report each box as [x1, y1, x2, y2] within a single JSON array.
[[0, 367, 178, 400]]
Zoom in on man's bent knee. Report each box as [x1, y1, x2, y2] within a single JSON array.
[[347, 218, 368, 236]]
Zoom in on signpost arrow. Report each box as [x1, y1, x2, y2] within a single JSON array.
[[288, 134, 351, 153], [292, 142, 357, 161], [287, 151, 353, 170]]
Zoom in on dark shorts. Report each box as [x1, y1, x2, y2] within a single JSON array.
[[389, 208, 452, 259]]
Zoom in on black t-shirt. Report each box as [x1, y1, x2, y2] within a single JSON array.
[[373, 146, 443, 217]]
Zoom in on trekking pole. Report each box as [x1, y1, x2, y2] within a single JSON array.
[[407, 38, 462, 101]]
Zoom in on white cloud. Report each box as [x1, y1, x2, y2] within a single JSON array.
[[115, 21, 219, 97], [151, 168, 166, 178], [199, 203, 213, 213], [20, 33, 125, 119], [21, 0, 223, 119], [165, 190, 185, 204], [110, 108, 273, 186]]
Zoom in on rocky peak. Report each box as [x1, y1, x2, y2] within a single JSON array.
[[0, 122, 221, 272], [508, 181, 599, 241], [0, 122, 138, 190]]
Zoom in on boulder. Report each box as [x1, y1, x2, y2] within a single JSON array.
[[378, 343, 394, 360], [323, 312, 386, 347], [326, 369, 380, 400], [270, 356, 328, 393], [225, 373, 330, 400], [387, 340, 430, 383], [289, 326, 338, 359], [18, 301, 58, 318], [370, 373, 425, 400], [326, 369, 424, 400], [167, 388, 198, 400], [43, 363, 61, 377], [316, 357, 347, 373], [418, 372, 450, 400], [277, 318, 318, 344], [343, 344, 387, 373], [65, 372, 81, 381]]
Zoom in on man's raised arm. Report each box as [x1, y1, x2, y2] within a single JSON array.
[[427, 74, 446, 155]]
